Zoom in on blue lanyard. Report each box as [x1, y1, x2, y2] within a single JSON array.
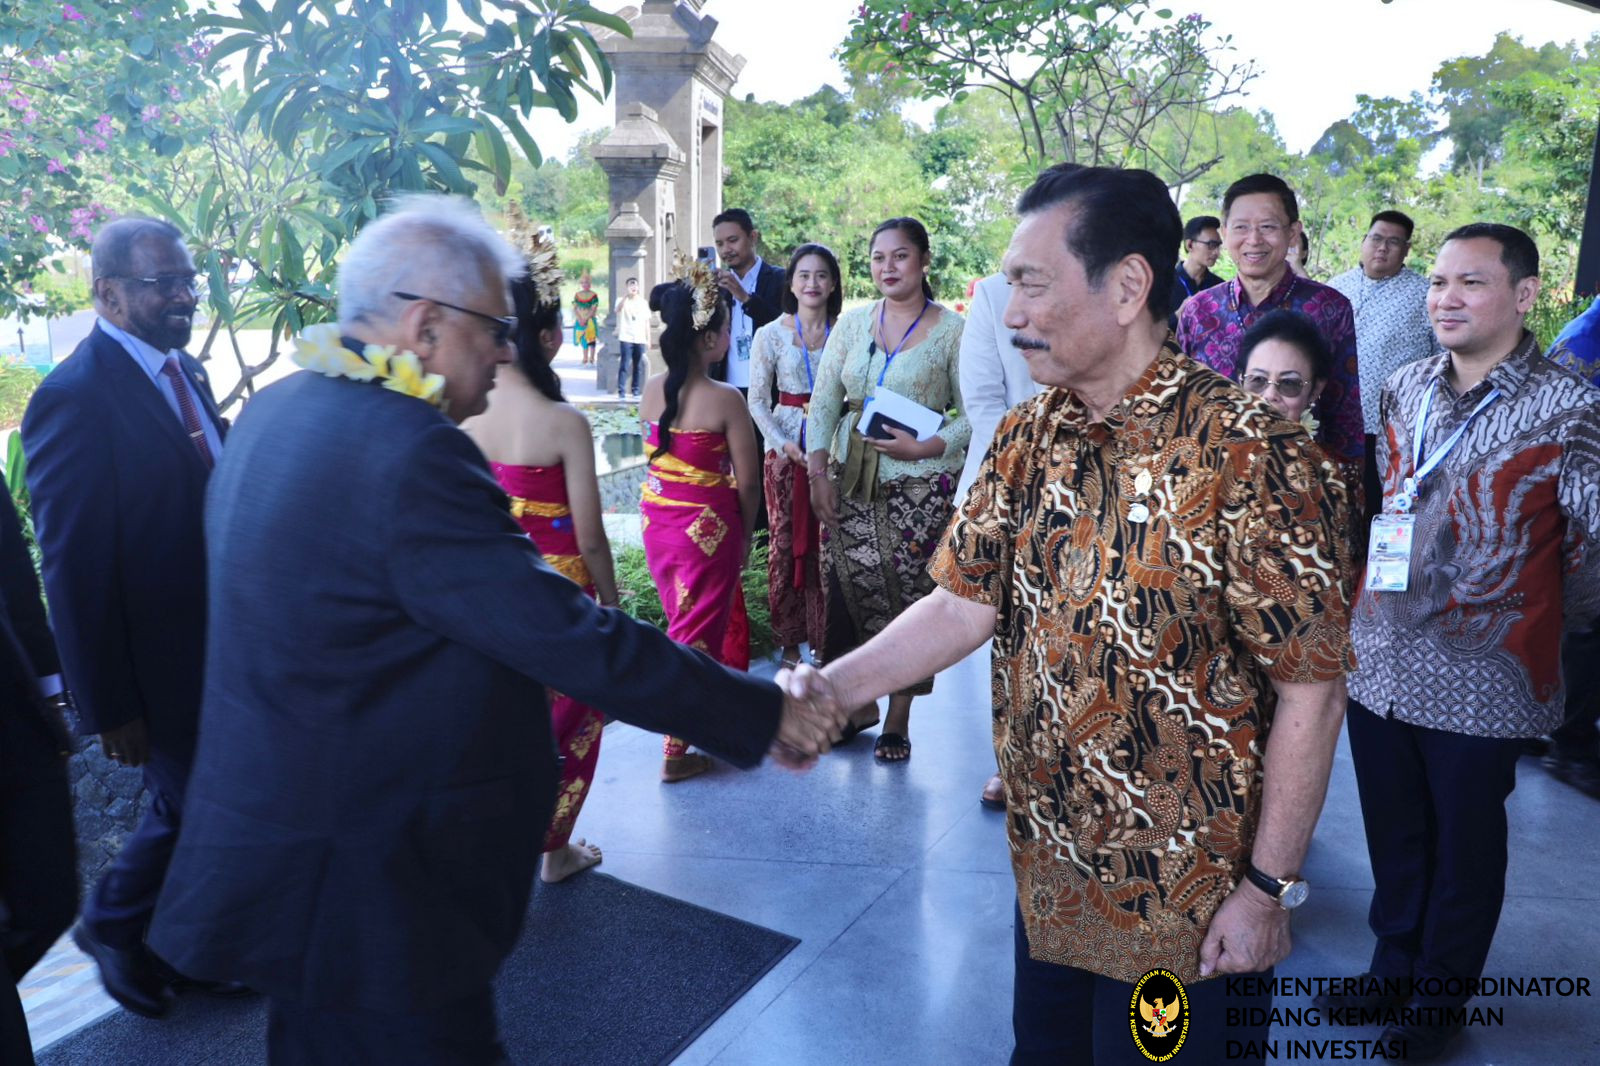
[[794, 320, 829, 390], [873, 298, 931, 388], [1227, 276, 1297, 340], [1177, 268, 1199, 299], [1399, 381, 1499, 512]]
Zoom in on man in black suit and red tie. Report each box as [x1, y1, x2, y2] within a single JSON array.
[[21, 217, 242, 1017]]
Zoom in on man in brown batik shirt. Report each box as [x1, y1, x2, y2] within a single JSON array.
[[787, 164, 1355, 1065]]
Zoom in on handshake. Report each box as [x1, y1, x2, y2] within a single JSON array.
[[769, 663, 848, 770]]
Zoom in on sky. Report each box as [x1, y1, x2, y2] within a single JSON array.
[[524, 0, 1600, 162]]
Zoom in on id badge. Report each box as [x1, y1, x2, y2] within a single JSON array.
[[1365, 514, 1415, 592], [735, 332, 752, 366]]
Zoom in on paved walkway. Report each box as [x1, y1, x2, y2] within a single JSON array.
[[27, 647, 1600, 1061]]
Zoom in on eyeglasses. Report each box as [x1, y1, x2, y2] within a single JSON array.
[[1190, 239, 1223, 249], [1241, 372, 1310, 399], [392, 291, 517, 346], [109, 272, 203, 297], [1364, 234, 1409, 250], [1226, 222, 1284, 239]]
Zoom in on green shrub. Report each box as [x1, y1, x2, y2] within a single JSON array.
[[613, 533, 775, 660], [1529, 291, 1596, 350], [0, 361, 43, 430]]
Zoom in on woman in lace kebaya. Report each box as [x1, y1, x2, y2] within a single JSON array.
[[806, 218, 967, 763], [747, 244, 841, 671]]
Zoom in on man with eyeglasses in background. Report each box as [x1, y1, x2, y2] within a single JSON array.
[[1177, 174, 1365, 509], [1170, 214, 1225, 323], [1329, 211, 1441, 522], [20, 217, 244, 1019]]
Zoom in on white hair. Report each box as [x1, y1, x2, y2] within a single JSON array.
[[337, 194, 524, 329]]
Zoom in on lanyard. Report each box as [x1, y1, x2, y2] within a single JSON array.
[[1397, 381, 1499, 512], [873, 298, 930, 388], [1227, 275, 1297, 341], [794, 320, 829, 390], [1177, 268, 1199, 299]]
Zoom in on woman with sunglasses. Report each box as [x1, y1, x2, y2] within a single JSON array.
[[1238, 309, 1332, 434]]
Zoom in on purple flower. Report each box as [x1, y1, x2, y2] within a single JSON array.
[[62, 4, 85, 21], [29, 215, 49, 233], [0, 131, 14, 156], [46, 157, 66, 174], [8, 93, 29, 110], [140, 103, 161, 123], [94, 113, 114, 138], [899, 10, 912, 31], [167, 84, 181, 100]]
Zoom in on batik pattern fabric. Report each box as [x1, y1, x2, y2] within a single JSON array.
[[929, 341, 1355, 984], [763, 451, 825, 652], [1350, 333, 1600, 738], [1176, 272, 1364, 503], [1327, 267, 1440, 433], [640, 424, 751, 758], [749, 318, 827, 651], [1546, 298, 1600, 387], [820, 468, 957, 697], [491, 461, 603, 852]]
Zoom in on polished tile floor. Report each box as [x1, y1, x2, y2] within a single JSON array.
[[25, 649, 1600, 1063]]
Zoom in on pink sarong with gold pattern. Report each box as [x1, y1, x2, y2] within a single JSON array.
[[640, 424, 750, 759], [492, 461, 604, 852]]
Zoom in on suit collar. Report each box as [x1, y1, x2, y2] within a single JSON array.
[[84, 324, 215, 475]]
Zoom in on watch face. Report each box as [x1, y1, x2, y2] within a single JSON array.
[[1280, 880, 1310, 909]]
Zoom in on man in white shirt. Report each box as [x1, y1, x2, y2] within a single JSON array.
[[1328, 210, 1440, 518], [613, 277, 650, 399], [710, 208, 786, 393], [954, 272, 1044, 810]]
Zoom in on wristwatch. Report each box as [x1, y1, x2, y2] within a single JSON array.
[[1243, 862, 1309, 909]]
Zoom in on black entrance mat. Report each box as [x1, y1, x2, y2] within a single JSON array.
[[39, 873, 799, 1065]]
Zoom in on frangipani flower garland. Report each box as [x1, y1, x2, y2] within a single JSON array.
[[292, 322, 447, 409]]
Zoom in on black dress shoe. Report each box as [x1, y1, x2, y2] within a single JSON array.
[[1543, 749, 1600, 800], [1381, 1020, 1463, 1062], [176, 977, 255, 998], [71, 924, 172, 1018], [1313, 973, 1411, 1020]]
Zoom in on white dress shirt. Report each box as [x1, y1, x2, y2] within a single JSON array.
[[98, 316, 225, 459], [724, 256, 764, 389]]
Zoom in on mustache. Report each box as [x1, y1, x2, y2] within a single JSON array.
[[1011, 333, 1050, 351]]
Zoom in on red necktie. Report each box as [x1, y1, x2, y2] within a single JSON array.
[[161, 355, 215, 470]]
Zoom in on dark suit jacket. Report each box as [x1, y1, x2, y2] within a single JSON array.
[[21, 325, 223, 757], [148, 369, 783, 1011], [1169, 264, 1226, 330], [709, 258, 786, 383], [0, 490, 67, 755]]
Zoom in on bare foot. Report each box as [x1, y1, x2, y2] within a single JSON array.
[[661, 752, 713, 782], [541, 839, 603, 883]]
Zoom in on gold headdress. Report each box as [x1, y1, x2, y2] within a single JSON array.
[[504, 202, 562, 308], [671, 249, 720, 330]]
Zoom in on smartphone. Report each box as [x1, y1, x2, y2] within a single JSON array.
[[697, 245, 716, 266]]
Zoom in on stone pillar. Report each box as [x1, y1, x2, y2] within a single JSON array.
[[596, 0, 744, 287], [594, 103, 684, 394], [599, 203, 651, 393]]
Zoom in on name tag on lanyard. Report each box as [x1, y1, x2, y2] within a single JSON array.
[[1365, 381, 1500, 593]]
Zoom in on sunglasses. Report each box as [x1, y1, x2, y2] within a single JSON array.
[[1241, 372, 1311, 399], [392, 291, 517, 346]]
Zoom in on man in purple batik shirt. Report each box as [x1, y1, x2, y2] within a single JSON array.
[[1177, 174, 1364, 504]]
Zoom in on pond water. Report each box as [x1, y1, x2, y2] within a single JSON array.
[[596, 431, 645, 476]]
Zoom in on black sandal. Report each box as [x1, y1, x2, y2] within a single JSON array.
[[873, 732, 911, 763]]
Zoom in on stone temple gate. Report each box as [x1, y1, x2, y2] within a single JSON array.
[[592, 0, 744, 388]]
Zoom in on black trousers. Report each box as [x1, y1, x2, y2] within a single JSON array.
[[267, 989, 508, 1065], [1011, 904, 1274, 1065], [0, 707, 77, 1066], [82, 746, 188, 951], [1346, 699, 1521, 1002], [1554, 627, 1600, 755]]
